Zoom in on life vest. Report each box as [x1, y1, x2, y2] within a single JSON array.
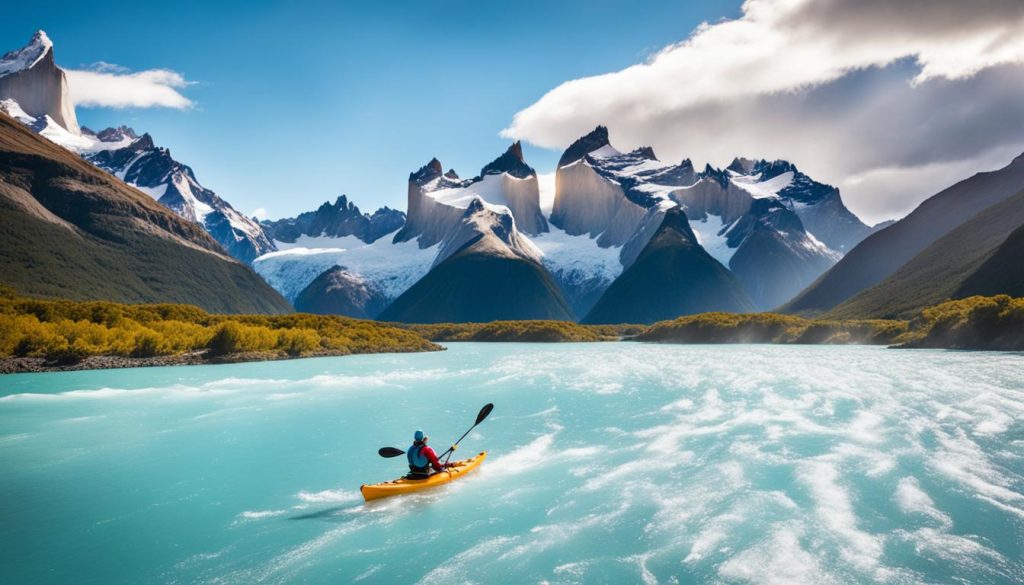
[[407, 442, 430, 477]]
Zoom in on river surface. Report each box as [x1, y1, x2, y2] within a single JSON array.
[[1, 343, 1023, 584]]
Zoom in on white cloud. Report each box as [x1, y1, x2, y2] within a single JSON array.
[[503, 0, 1024, 224], [251, 207, 269, 221], [66, 64, 194, 109]]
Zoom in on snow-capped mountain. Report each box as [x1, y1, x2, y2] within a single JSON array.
[[546, 126, 867, 313], [0, 31, 78, 135], [583, 206, 754, 324], [261, 195, 404, 247], [0, 31, 276, 265], [87, 134, 275, 264], [395, 141, 548, 246], [378, 198, 571, 323], [254, 146, 557, 319], [253, 127, 876, 321]]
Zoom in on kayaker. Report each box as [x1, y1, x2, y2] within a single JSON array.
[[406, 430, 449, 479]]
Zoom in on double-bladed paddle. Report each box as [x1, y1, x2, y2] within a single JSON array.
[[376, 403, 494, 465], [439, 403, 493, 465], [377, 447, 406, 458]]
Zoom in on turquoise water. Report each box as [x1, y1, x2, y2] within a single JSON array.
[[1, 343, 1023, 584]]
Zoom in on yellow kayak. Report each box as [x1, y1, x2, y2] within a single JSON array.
[[361, 451, 487, 501]]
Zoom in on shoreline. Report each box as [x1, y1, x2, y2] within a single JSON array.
[[0, 347, 445, 375]]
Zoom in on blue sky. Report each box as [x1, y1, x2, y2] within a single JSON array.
[[1, 0, 741, 219]]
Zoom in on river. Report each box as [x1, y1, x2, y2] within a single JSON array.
[[1, 343, 1022, 584]]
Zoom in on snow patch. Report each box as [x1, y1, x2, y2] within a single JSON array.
[[531, 223, 623, 285], [0, 31, 52, 77], [689, 215, 738, 266], [731, 171, 794, 199], [587, 144, 622, 159], [254, 230, 439, 302]]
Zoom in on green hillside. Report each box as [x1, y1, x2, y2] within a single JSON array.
[[827, 189, 1024, 319], [0, 112, 290, 314]]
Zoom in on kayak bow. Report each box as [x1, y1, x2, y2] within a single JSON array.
[[360, 451, 487, 501]]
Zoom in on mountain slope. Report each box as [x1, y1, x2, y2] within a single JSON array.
[[0, 112, 290, 313], [0, 32, 276, 265], [827, 188, 1024, 318], [378, 199, 572, 323], [293, 265, 389, 318], [727, 199, 839, 309], [88, 134, 275, 264], [784, 153, 1024, 314], [582, 207, 754, 324], [955, 223, 1024, 299]]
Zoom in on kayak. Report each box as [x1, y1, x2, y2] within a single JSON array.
[[361, 451, 487, 501]]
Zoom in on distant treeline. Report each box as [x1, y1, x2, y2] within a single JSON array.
[[403, 321, 646, 343], [0, 287, 438, 365], [898, 295, 1024, 350], [3, 286, 1021, 370], [635, 313, 907, 344], [635, 295, 1024, 351]]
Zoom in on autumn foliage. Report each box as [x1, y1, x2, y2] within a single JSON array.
[[0, 287, 438, 363]]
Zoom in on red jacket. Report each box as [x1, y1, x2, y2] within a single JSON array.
[[420, 445, 443, 471]]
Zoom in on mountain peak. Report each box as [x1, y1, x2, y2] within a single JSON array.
[[96, 125, 138, 143], [333, 194, 355, 210], [480, 141, 534, 179], [630, 146, 657, 160], [507, 140, 524, 161], [410, 157, 444, 184], [465, 196, 488, 214], [31, 30, 53, 50], [727, 157, 757, 174], [131, 133, 155, 151], [0, 30, 55, 77], [558, 125, 612, 167]]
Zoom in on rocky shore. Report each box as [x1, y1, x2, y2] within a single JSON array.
[[0, 349, 391, 374]]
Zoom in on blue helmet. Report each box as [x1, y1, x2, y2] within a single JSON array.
[[414, 429, 426, 442]]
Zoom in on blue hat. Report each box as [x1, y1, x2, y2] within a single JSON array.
[[414, 430, 425, 442]]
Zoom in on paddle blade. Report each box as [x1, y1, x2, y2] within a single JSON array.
[[475, 403, 494, 426], [378, 447, 406, 458]]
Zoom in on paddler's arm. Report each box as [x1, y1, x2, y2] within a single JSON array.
[[422, 445, 444, 471]]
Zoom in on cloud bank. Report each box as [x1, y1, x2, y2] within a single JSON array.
[[503, 0, 1024, 223], [66, 64, 194, 110]]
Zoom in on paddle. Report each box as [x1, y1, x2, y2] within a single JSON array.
[[376, 403, 494, 465], [438, 403, 494, 465]]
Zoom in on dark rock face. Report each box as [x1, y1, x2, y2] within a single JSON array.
[[583, 207, 754, 324], [262, 195, 405, 245], [410, 158, 445, 184], [480, 141, 534, 179], [558, 125, 611, 167], [379, 202, 572, 323], [378, 251, 573, 323], [294, 265, 389, 318], [630, 146, 657, 160], [727, 200, 838, 310], [95, 125, 138, 143], [88, 135, 276, 264]]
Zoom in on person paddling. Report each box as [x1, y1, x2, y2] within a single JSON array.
[[406, 430, 449, 479]]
